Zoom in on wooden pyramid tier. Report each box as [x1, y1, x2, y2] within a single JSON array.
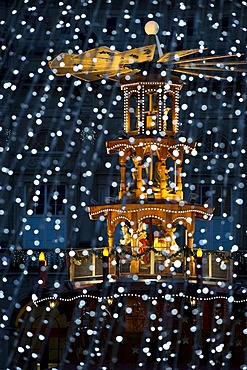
[[88, 70, 214, 253], [87, 29, 215, 255], [104, 76, 198, 202], [89, 202, 213, 251], [106, 136, 196, 201]]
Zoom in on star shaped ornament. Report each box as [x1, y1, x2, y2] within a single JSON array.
[[132, 346, 139, 354], [182, 337, 190, 344]]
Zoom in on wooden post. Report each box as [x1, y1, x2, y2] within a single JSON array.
[[38, 252, 47, 288], [108, 233, 114, 251], [137, 161, 143, 190], [130, 258, 139, 274], [150, 249, 155, 275], [102, 247, 109, 282], [196, 248, 203, 285], [119, 157, 126, 199], [92, 253, 96, 277]]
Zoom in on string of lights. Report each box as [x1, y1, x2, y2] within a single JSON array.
[[32, 291, 247, 308]]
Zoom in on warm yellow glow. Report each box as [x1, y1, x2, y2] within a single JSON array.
[[49, 45, 156, 82], [39, 252, 47, 266], [49, 300, 56, 309], [103, 247, 109, 257], [190, 297, 197, 307], [39, 252, 46, 261], [144, 21, 159, 35], [197, 248, 203, 258], [107, 298, 114, 305]]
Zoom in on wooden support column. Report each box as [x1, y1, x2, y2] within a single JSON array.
[[159, 148, 168, 197], [185, 229, 188, 246], [160, 163, 166, 193], [134, 148, 144, 194], [108, 233, 114, 251], [174, 161, 177, 190], [130, 223, 138, 252], [184, 228, 195, 278], [149, 150, 153, 183], [107, 214, 114, 252], [119, 156, 127, 199], [186, 220, 195, 251], [130, 219, 139, 273], [188, 235, 194, 250], [137, 161, 143, 190], [176, 166, 182, 190], [176, 165, 183, 198], [124, 88, 130, 132], [149, 219, 153, 246], [188, 233, 195, 278]]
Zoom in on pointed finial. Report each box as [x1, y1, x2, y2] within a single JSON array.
[[144, 20, 159, 35]]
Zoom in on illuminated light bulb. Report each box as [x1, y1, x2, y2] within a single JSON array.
[[103, 247, 109, 257], [144, 21, 159, 35], [197, 248, 203, 258], [39, 252, 47, 265]]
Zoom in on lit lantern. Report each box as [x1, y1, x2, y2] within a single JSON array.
[[39, 252, 47, 266], [196, 248, 203, 286], [38, 252, 47, 288], [103, 247, 109, 257], [102, 247, 109, 282], [197, 248, 203, 258]]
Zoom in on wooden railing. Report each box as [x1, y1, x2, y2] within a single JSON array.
[[70, 247, 233, 285], [3, 247, 244, 286]]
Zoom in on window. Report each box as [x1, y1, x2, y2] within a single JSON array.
[[60, 15, 71, 34], [125, 297, 149, 332], [106, 17, 117, 35], [18, 307, 67, 368], [197, 133, 231, 155], [187, 18, 194, 37], [194, 184, 233, 250], [24, 14, 37, 29], [194, 132, 232, 174], [27, 130, 65, 153], [196, 184, 231, 217], [26, 184, 66, 216], [110, 185, 118, 198], [23, 184, 67, 249], [221, 16, 229, 32]]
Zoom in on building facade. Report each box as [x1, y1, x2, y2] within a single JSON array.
[[0, 1, 246, 369]]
